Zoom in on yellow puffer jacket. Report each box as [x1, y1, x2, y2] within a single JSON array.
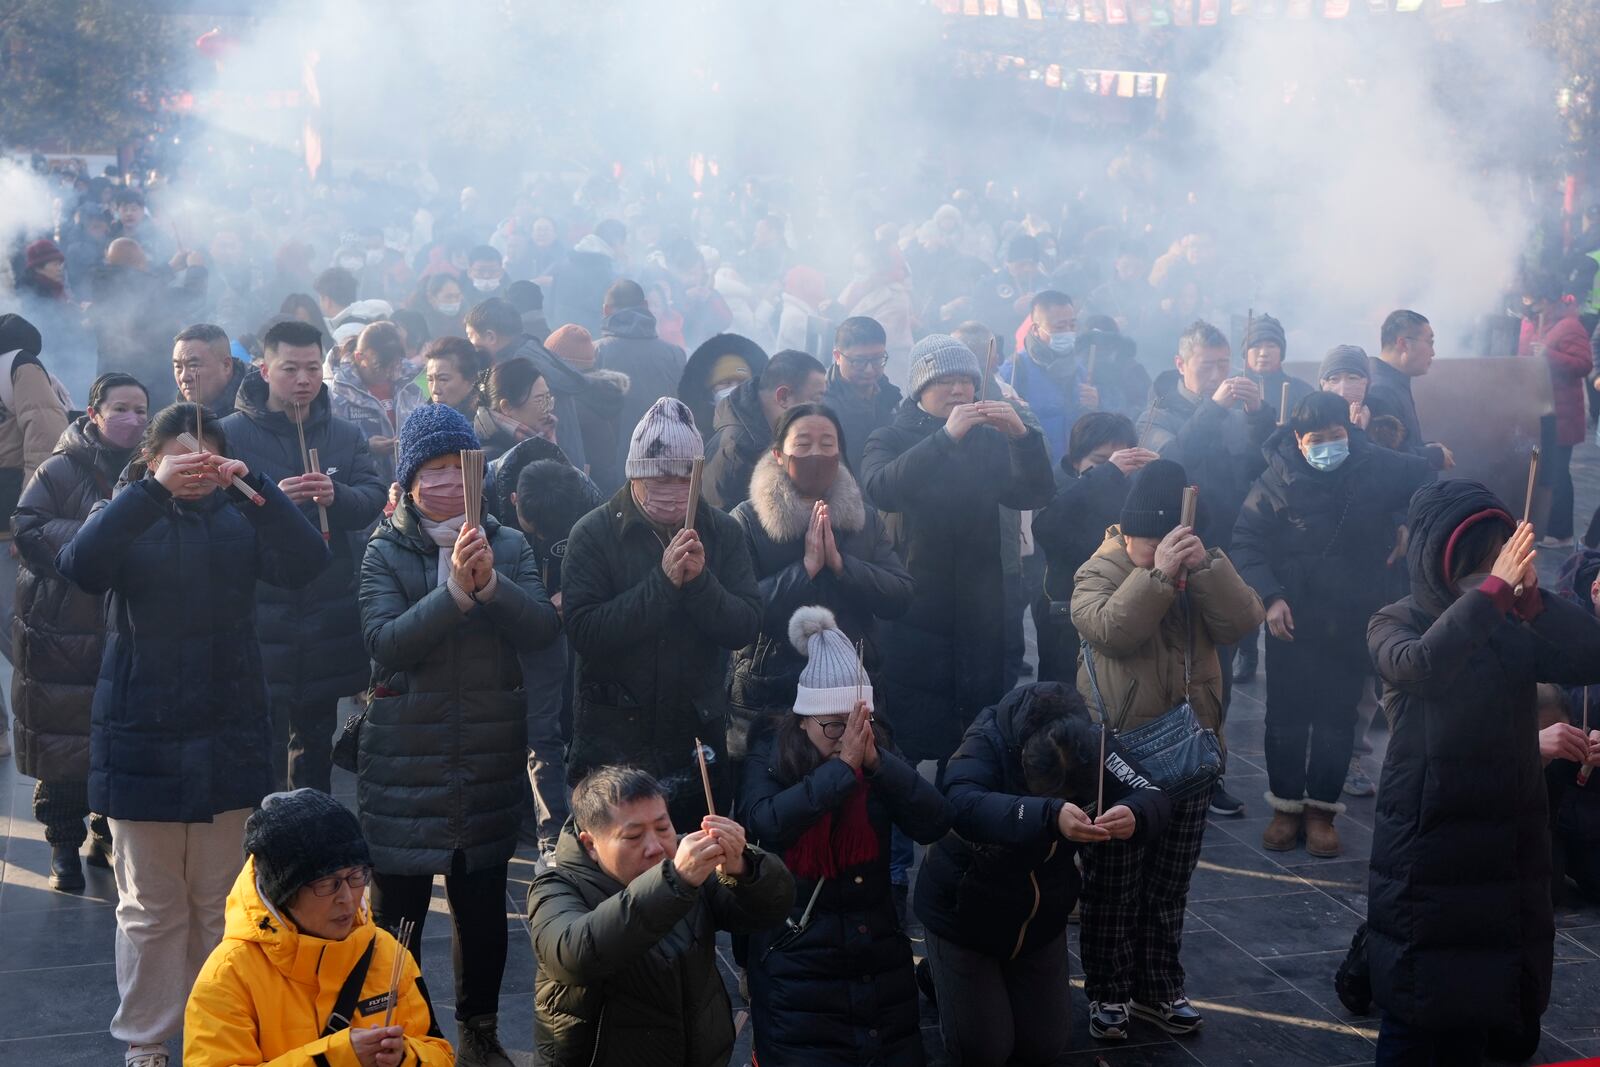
[[184, 856, 455, 1067]]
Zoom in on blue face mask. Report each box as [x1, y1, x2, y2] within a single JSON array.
[[1047, 333, 1075, 354], [1303, 439, 1350, 471]]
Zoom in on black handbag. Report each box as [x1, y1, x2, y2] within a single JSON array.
[[1080, 593, 1224, 802]]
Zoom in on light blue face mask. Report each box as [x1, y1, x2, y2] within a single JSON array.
[[1303, 439, 1350, 471], [1047, 333, 1075, 354]]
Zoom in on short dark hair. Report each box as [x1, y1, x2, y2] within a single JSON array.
[[110, 187, 144, 208], [1031, 290, 1074, 314], [1522, 271, 1565, 304], [570, 765, 665, 834], [313, 267, 358, 308], [262, 319, 324, 355], [604, 279, 646, 311], [464, 297, 523, 339], [278, 292, 322, 323], [834, 316, 886, 351], [174, 322, 231, 362], [468, 244, 502, 267], [88, 372, 148, 411], [515, 459, 597, 540], [137, 402, 229, 475], [1177, 320, 1229, 361], [421, 336, 480, 377], [1017, 688, 1099, 801], [773, 402, 849, 464], [356, 321, 407, 370], [594, 219, 627, 248], [760, 350, 826, 396], [1288, 391, 1352, 436], [1380, 310, 1429, 352], [506, 279, 543, 312], [1067, 411, 1138, 468]]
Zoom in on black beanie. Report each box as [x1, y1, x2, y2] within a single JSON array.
[[1246, 314, 1286, 355], [1120, 459, 1189, 539], [244, 789, 371, 909]]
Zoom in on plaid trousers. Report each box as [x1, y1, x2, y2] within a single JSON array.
[[1079, 790, 1209, 1005], [33, 779, 111, 848]]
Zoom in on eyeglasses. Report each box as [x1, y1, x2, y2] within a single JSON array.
[[840, 355, 889, 370], [815, 720, 850, 740], [305, 867, 373, 897], [529, 392, 556, 412]]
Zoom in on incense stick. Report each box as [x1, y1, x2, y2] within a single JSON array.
[[1096, 718, 1107, 818], [855, 638, 866, 706], [1515, 448, 1540, 596], [694, 736, 716, 816], [294, 402, 311, 472], [1278, 381, 1290, 427], [981, 337, 995, 402], [685, 456, 704, 533], [174, 432, 265, 505], [307, 447, 331, 541], [382, 918, 415, 1026], [1581, 688, 1593, 786], [195, 403, 203, 454], [1086, 343, 1097, 387]]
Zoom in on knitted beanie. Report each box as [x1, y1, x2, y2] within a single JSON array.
[[25, 239, 63, 271], [1246, 313, 1287, 354], [396, 403, 480, 491], [626, 397, 703, 479], [546, 324, 596, 370], [244, 789, 371, 909], [907, 333, 983, 400], [789, 606, 873, 715], [1120, 459, 1190, 539], [1319, 344, 1370, 383]]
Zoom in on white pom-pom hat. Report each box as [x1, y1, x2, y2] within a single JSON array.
[[787, 605, 873, 716]]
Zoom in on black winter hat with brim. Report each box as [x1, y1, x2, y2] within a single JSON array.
[[245, 789, 371, 910], [1120, 458, 1190, 539]]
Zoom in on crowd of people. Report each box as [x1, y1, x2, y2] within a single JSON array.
[[3, 155, 1600, 1067]]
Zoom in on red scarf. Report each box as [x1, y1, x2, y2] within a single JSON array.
[[783, 766, 880, 880]]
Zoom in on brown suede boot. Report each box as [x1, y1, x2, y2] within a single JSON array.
[[1261, 793, 1304, 851], [1303, 801, 1345, 858]]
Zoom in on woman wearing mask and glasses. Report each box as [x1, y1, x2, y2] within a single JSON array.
[[728, 402, 912, 766], [13, 373, 148, 893], [357, 404, 560, 1066]]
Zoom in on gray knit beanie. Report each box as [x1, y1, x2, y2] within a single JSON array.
[[1318, 345, 1371, 383], [907, 333, 983, 400], [788, 606, 873, 715], [625, 396, 704, 479]]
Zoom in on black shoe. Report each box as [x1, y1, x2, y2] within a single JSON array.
[[1208, 782, 1245, 817], [85, 834, 113, 870], [915, 957, 938, 1006], [49, 844, 85, 892], [456, 1015, 515, 1067], [1131, 996, 1204, 1035], [1233, 647, 1258, 683]]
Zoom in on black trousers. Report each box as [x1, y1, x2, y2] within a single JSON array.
[[1375, 1013, 1485, 1067], [371, 858, 509, 1022], [1263, 631, 1367, 805], [924, 927, 1071, 1067], [1539, 416, 1576, 541], [271, 695, 338, 793], [32, 778, 111, 848]]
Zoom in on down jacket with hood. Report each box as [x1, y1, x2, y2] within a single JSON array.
[[183, 856, 453, 1067], [595, 307, 688, 466], [1366, 479, 1600, 1037], [358, 500, 560, 875], [10, 418, 133, 781], [220, 375, 387, 708], [727, 454, 913, 727], [914, 682, 1170, 960], [702, 378, 770, 510], [527, 820, 795, 1067]]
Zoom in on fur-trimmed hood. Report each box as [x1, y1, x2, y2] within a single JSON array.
[[747, 452, 865, 542]]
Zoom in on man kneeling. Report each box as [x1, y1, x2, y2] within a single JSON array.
[[185, 790, 453, 1067], [528, 766, 795, 1067]]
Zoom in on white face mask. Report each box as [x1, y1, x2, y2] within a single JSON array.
[[713, 384, 738, 403], [365, 249, 384, 266], [471, 276, 502, 293]]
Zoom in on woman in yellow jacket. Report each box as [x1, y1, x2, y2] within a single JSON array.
[[185, 789, 455, 1067]]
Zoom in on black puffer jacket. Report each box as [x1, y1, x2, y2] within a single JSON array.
[[10, 419, 132, 780], [1032, 458, 1131, 681], [741, 725, 951, 1067], [220, 376, 386, 705], [594, 308, 688, 467], [358, 501, 560, 875], [702, 379, 769, 510], [728, 455, 913, 722], [57, 473, 329, 822], [528, 820, 795, 1067], [914, 683, 1169, 959], [1137, 370, 1274, 549], [860, 401, 1054, 760], [562, 486, 760, 795], [1231, 429, 1430, 640], [1367, 479, 1600, 1034], [823, 365, 901, 476]]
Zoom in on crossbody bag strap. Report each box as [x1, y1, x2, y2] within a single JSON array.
[[1080, 639, 1117, 732], [321, 934, 378, 1037], [1183, 589, 1193, 704]]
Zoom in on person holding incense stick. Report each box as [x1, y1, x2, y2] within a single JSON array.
[[998, 290, 1120, 465], [56, 404, 330, 1067], [1070, 459, 1262, 1041], [358, 402, 559, 1067], [183, 789, 453, 1067], [1365, 482, 1600, 1063], [740, 606, 949, 1067], [563, 397, 761, 828], [221, 319, 386, 794], [915, 682, 1169, 1065]]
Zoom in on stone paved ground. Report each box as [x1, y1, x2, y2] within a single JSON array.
[[4, 446, 1600, 1064]]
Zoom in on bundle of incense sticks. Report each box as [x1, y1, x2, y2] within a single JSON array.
[[855, 637, 866, 706], [460, 449, 486, 526], [685, 456, 704, 532], [194, 403, 203, 453], [382, 918, 416, 1026], [1086, 343, 1097, 387], [174, 432, 264, 505], [307, 447, 331, 541], [1096, 713, 1108, 818], [1580, 687, 1593, 787], [1176, 485, 1199, 592], [694, 736, 716, 816]]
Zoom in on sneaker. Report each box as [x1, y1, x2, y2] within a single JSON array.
[[1537, 536, 1574, 550], [1208, 782, 1245, 817], [126, 1045, 169, 1067], [1088, 1000, 1130, 1041], [534, 848, 558, 875], [49, 844, 84, 892], [1131, 996, 1204, 1035], [1343, 758, 1376, 797], [457, 1014, 516, 1067]]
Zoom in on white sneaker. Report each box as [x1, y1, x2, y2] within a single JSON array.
[[126, 1045, 169, 1067]]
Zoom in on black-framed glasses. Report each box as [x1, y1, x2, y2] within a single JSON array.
[[306, 866, 373, 897], [816, 719, 850, 740]]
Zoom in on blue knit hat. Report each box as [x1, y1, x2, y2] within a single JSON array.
[[396, 404, 480, 490]]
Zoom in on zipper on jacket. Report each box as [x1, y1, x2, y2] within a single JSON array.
[[1010, 840, 1057, 960]]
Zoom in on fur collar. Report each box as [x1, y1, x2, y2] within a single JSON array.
[[748, 452, 865, 541]]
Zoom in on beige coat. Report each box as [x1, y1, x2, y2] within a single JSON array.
[[1071, 525, 1263, 737]]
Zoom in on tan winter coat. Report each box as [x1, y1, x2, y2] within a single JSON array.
[[1071, 525, 1263, 738]]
